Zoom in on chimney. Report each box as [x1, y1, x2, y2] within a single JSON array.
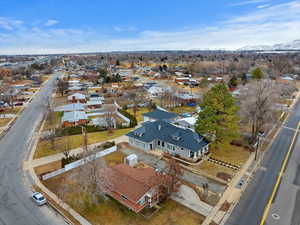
[[158, 124, 162, 130]]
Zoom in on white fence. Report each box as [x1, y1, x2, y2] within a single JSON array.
[[116, 111, 130, 126], [42, 146, 117, 180]]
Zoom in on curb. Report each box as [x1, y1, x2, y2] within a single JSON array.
[[24, 78, 92, 225]]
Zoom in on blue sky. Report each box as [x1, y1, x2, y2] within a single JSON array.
[[0, 0, 299, 54]]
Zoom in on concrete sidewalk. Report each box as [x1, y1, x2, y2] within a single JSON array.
[[202, 153, 255, 225], [171, 185, 213, 216], [202, 91, 300, 225]]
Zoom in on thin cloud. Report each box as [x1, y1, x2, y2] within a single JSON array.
[[231, 0, 270, 7], [0, 17, 23, 31], [113, 26, 137, 32], [44, 19, 59, 27], [257, 4, 270, 8], [0, 1, 300, 54]]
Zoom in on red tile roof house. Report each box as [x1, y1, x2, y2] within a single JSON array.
[[102, 164, 171, 213]]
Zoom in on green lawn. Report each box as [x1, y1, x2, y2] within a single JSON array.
[[34, 128, 133, 159]]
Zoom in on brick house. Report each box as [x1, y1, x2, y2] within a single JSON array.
[[102, 164, 170, 213], [67, 93, 86, 103], [61, 111, 88, 127]]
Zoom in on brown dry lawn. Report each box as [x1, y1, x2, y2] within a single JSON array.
[[34, 160, 62, 175], [34, 128, 133, 159], [210, 143, 251, 167], [0, 118, 12, 127], [195, 161, 236, 179], [169, 106, 197, 114], [44, 168, 205, 225], [42, 111, 62, 131], [0, 107, 23, 114], [102, 150, 126, 166], [127, 108, 149, 122]]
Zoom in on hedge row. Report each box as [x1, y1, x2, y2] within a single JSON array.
[[56, 125, 107, 136], [118, 109, 137, 127], [61, 141, 115, 167]]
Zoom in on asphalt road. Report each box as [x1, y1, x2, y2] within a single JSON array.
[[0, 74, 66, 225], [266, 128, 300, 225], [226, 99, 300, 225]]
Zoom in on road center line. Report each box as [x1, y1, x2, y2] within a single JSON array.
[[259, 122, 300, 225]]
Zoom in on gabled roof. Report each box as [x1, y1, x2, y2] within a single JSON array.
[[85, 100, 103, 106], [67, 93, 86, 100], [62, 111, 88, 122], [104, 164, 161, 202], [142, 109, 177, 120], [127, 120, 209, 152], [54, 103, 85, 112]]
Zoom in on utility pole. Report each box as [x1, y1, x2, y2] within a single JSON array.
[[81, 126, 88, 151], [254, 135, 261, 161]]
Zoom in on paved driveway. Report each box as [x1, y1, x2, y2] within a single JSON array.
[[172, 184, 213, 216]]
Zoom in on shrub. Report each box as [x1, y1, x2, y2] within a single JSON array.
[[55, 125, 107, 136], [100, 141, 115, 149], [61, 154, 81, 167], [119, 109, 137, 127]]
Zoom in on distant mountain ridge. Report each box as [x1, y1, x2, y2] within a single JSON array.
[[238, 39, 300, 51]]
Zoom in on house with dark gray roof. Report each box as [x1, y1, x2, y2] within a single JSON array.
[[142, 109, 178, 123], [127, 120, 209, 161]]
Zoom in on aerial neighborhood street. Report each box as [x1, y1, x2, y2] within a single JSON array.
[[0, 74, 67, 225], [1, 1, 300, 225]]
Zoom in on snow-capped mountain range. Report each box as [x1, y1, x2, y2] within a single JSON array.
[[238, 39, 300, 51]]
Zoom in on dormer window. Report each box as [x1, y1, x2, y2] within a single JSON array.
[[172, 131, 181, 141]]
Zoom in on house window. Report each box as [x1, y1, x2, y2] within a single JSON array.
[[190, 151, 194, 158], [173, 146, 175, 151], [121, 195, 128, 200], [158, 140, 160, 146], [162, 142, 165, 147], [181, 147, 184, 151]]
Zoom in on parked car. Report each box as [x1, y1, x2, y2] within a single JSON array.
[[181, 113, 192, 118], [187, 102, 196, 107], [31, 192, 47, 206]]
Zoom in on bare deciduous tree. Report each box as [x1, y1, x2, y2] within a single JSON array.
[[57, 79, 68, 96], [239, 80, 280, 144], [105, 105, 116, 133], [75, 148, 110, 207], [269, 55, 292, 78], [163, 157, 183, 195]]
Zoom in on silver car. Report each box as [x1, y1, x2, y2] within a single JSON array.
[[32, 192, 47, 206]]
